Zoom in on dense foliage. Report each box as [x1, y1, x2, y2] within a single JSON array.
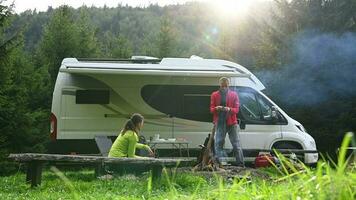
[[0, 0, 355, 174]]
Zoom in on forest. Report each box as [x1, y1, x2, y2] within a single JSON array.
[[0, 0, 355, 174]]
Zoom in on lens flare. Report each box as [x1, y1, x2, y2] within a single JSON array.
[[211, 0, 254, 17]]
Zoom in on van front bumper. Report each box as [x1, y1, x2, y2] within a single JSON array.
[[304, 153, 318, 164]]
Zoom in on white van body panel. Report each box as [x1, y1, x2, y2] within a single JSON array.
[[51, 57, 318, 164]]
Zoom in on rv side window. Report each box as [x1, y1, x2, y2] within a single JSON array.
[[76, 90, 110, 104], [183, 94, 211, 122], [256, 94, 288, 124], [141, 85, 216, 122], [235, 87, 288, 125], [238, 91, 262, 122], [256, 94, 274, 121]]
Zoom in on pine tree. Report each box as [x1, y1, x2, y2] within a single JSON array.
[[0, 1, 50, 174], [101, 31, 132, 58], [38, 6, 79, 85], [76, 7, 99, 57], [157, 17, 176, 58]]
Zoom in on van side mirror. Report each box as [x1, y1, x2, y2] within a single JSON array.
[[271, 106, 278, 120], [239, 120, 246, 130]]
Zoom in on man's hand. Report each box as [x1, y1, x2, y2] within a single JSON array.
[[215, 106, 223, 111], [224, 107, 231, 112]]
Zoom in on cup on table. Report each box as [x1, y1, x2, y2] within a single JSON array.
[[153, 134, 160, 141]]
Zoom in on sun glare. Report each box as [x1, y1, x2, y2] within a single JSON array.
[[212, 0, 254, 17]]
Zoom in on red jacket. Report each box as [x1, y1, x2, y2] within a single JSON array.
[[210, 89, 240, 126]]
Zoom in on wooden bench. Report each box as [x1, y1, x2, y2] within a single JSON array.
[[9, 153, 196, 187]]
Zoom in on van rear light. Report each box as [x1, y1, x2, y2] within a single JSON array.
[[50, 113, 57, 140]]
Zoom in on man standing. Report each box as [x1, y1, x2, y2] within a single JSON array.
[[210, 77, 245, 167]]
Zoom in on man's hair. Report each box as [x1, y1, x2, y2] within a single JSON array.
[[219, 77, 230, 84]]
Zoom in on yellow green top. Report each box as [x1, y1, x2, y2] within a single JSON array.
[[108, 130, 150, 158]]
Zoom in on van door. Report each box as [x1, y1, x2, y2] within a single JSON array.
[[232, 87, 283, 150], [60, 89, 75, 139]]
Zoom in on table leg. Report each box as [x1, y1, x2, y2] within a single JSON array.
[[178, 144, 182, 157], [186, 144, 190, 157], [26, 161, 43, 187], [94, 162, 105, 177], [150, 165, 163, 180]]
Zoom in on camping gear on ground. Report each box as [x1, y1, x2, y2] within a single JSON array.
[[254, 153, 276, 168]]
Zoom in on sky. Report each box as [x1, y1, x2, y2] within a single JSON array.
[[8, 0, 199, 13], [6, 0, 269, 14]]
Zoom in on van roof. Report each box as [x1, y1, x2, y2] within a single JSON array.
[[60, 57, 265, 90]]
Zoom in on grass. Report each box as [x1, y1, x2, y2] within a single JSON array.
[[1, 132, 355, 200]]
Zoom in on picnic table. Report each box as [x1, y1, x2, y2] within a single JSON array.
[[8, 153, 196, 187], [147, 140, 190, 157]]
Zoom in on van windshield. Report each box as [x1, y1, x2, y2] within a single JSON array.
[[232, 87, 287, 125]]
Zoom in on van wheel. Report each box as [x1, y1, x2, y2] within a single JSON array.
[[272, 141, 304, 162]]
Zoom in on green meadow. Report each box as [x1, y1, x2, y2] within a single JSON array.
[[1, 133, 355, 200]]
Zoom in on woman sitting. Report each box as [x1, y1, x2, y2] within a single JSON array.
[[108, 113, 154, 158]]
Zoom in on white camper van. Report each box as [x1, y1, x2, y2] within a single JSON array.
[[50, 56, 318, 164]]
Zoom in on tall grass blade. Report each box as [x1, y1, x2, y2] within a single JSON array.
[[50, 166, 79, 200]]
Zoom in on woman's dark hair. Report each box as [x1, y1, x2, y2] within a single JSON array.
[[121, 113, 144, 135]]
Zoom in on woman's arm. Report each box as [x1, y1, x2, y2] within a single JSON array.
[[136, 143, 154, 157], [127, 133, 151, 157], [136, 143, 150, 150]]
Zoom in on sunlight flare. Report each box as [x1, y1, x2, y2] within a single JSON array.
[[211, 0, 254, 17]]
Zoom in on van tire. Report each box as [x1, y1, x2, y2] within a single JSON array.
[[272, 141, 304, 162]]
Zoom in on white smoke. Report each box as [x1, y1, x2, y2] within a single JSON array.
[[258, 30, 356, 106]]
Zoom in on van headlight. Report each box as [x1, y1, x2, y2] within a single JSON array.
[[309, 140, 316, 149], [309, 140, 316, 148]]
